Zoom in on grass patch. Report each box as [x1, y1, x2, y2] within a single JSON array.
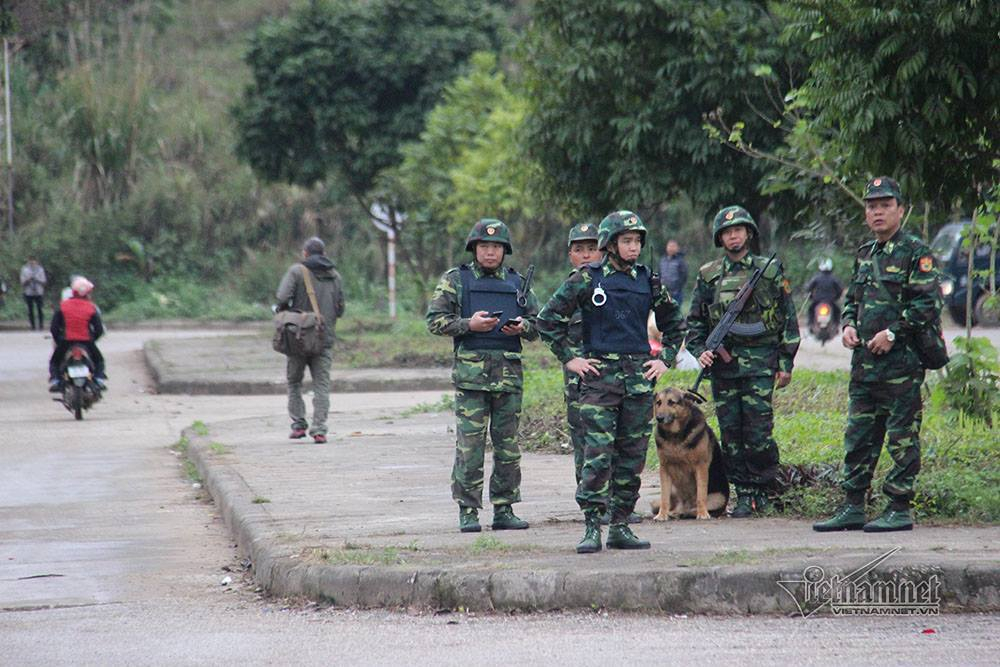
[[171, 434, 190, 454], [190, 420, 210, 436], [402, 393, 455, 416], [208, 442, 227, 454], [468, 535, 515, 555], [183, 460, 202, 484], [514, 366, 999, 523], [106, 277, 269, 322], [251, 496, 270, 504], [309, 542, 422, 566], [683, 549, 759, 567]]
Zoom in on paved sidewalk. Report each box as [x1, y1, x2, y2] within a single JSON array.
[[148, 329, 1000, 614], [184, 403, 1000, 615], [145, 335, 451, 394]]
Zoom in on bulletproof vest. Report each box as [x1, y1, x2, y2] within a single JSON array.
[[582, 265, 651, 355], [706, 256, 783, 344], [455, 265, 523, 352], [61, 297, 97, 342]]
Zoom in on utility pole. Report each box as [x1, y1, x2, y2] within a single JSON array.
[[370, 202, 406, 320], [3, 37, 12, 237]]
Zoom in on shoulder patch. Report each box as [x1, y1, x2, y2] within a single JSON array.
[[699, 259, 723, 282], [918, 256, 934, 272]]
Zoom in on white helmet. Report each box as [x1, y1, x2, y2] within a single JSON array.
[[819, 258, 833, 272], [71, 276, 94, 297]]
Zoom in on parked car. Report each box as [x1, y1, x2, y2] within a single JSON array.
[[931, 221, 1000, 326]]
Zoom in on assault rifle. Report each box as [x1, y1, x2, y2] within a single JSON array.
[[687, 253, 777, 403]]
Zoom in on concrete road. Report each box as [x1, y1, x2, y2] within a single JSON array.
[[1, 329, 996, 665]]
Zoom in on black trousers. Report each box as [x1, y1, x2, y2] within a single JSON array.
[[25, 295, 44, 330], [49, 341, 106, 380]]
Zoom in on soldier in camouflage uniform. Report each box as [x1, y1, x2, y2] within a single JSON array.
[[814, 177, 942, 533], [426, 219, 540, 533], [686, 206, 800, 518], [561, 223, 643, 526], [538, 211, 684, 553]]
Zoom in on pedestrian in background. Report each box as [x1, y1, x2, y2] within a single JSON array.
[[814, 177, 942, 534], [275, 236, 345, 444], [658, 239, 688, 306], [20, 256, 47, 331], [686, 206, 800, 519], [426, 219, 539, 534]]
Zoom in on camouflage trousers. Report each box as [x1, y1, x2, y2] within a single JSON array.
[[576, 390, 653, 523], [286, 346, 333, 436], [710, 374, 779, 493], [451, 388, 523, 509], [841, 374, 923, 506], [563, 369, 586, 485]]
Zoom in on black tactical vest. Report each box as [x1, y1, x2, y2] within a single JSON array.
[[583, 265, 652, 355], [455, 265, 523, 352]]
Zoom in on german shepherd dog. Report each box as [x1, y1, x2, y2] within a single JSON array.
[[650, 388, 729, 520]]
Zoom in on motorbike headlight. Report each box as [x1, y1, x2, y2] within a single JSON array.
[[939, 279, 954, 297]]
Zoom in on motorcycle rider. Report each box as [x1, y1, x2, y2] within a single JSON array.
[[805, 258, 845, 328], [48, 276, 107, 391]]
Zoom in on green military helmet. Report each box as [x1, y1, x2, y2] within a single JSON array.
[[567, 222, 600, 247], [712, 205, 759, 247], [597, 210, 646, 251], [465, 218, 513, 255]]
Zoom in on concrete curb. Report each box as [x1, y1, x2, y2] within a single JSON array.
[[185, 430, 1000, 615], [144, 341, 452, 395]]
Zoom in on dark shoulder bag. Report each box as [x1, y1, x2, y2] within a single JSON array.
[[870, 254, 948, 370], [272, 266, 327, 357]]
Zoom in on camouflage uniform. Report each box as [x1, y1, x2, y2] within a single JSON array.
[[839, 195, 941, 509], [538, 215, 684, 525], [686, 206, 800, 501], [563, 222, 601, 484], [426, 221, 539, 513]]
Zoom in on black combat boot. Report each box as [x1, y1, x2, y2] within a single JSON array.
[[605, 523, 651, 550], [576, 511, 602, 554]]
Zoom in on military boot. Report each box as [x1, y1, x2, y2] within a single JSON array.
[[458, 506, 481, 533], [812, 503, 866, 532], [606, 523, 651, 550], [730, 494, 754, 518], [576, 512, 602, 554], [863, 507, 913, 533], [492, 504, 529, 530]]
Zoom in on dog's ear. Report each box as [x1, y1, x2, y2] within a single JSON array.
[[684, 390, 706, 405]]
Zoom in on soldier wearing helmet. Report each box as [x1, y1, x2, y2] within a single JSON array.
[[48, 275, 108, 391], [427, 218, 539, 534], [538, 210, 685, 554], [686, 205, 800, 519]]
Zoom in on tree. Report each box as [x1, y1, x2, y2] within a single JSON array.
[[232, 0, 503, 204], [779, 0, 1000, 214], [521, 0, 801, 219]]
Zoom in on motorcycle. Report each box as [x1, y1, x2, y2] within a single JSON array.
[[810, 301, 838, 346], [54, 344, 103, 420]]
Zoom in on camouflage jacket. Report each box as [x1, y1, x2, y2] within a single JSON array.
[[426, 261, 539, 392], [537, 258, 684, 396], [686, 253, 800, 378], [843, 229, 942, 382]]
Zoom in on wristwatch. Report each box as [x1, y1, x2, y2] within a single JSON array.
[[885, 329, 896, 343]]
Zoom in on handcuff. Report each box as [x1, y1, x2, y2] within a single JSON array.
[[591, 282, 607, 307]]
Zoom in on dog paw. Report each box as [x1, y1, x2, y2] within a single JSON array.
[[653, 513, 670, 522], [695, 513, 710, 520]]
